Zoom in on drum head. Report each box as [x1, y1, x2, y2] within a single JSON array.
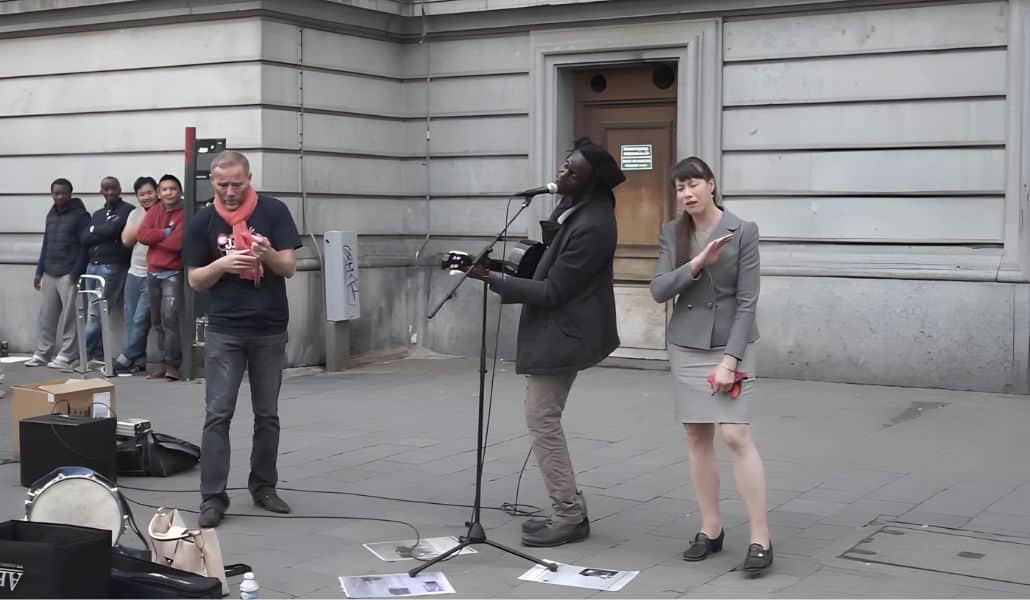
[[26, 467, 126, 546]]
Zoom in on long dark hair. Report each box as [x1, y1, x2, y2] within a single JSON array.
[[672, 157, 718, 267]]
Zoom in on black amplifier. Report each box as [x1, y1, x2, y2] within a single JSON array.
[[19, 414, 117, 486]]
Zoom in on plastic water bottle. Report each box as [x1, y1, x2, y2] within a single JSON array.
[[240, 572, 259, 600]]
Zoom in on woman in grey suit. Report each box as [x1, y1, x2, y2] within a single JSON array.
[[650, 157, 772, 574]]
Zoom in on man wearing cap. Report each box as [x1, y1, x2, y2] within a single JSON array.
[[470, 137, 624, 547]]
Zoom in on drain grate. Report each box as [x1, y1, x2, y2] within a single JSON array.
[[842, 524, 1030, 586]]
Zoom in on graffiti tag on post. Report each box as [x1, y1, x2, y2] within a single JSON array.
[[343, 243, 360, 311]]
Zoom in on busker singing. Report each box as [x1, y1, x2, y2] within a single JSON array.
[[469, 137, 625, 547]]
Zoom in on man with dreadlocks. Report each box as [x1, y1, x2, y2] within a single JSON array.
[[470, 137, 624, 547]]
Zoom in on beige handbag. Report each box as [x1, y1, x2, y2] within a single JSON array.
[[148, 507, 230, 596]]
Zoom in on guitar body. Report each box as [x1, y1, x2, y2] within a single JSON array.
[[441, 240, 545, 279], [502, 240, 546, 278]]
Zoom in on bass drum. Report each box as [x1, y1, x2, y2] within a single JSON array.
[[25, 466, 128, 546]]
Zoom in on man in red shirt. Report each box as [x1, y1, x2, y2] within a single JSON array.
[[137, 174, 185, 380]]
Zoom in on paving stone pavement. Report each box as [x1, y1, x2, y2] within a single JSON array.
[[2, 356, 1030, 598]]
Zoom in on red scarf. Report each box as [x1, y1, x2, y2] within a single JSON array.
[[214, 186, 262, 281]]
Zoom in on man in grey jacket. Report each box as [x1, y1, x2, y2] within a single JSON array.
[[474, 138, 624, 547]]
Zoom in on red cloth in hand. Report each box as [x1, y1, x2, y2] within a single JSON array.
[[707, 371, 749, 399]]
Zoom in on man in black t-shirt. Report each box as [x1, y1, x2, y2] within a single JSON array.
[[183, 150, 302, 528]]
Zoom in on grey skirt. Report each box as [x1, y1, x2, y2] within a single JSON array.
[[668, 343, 756, 424]]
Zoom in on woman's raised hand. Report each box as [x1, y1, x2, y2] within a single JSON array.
[[691, 233, 732, 274]]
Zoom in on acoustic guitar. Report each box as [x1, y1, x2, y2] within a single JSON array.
[[441, 240, 546, 279]]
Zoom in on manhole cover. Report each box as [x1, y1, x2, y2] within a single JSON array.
[[842, 524, 1030, 585]]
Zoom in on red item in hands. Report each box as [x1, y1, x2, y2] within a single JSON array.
[[707, 371, 749, 399]]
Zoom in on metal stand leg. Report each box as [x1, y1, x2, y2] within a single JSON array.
[[74, 288, 90, 377], [98, 299, 115, 377], [75, 274, 110, 378]]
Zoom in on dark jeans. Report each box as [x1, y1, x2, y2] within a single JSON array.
[[200, 329, 288, 510], [84, 263, 127, 362], [120, 274, 150, 363], [147, 274, 183, 368]]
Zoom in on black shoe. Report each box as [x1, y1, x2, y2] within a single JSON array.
[[253, 491, 291, 514], [198, 506, 224, 528], [521, 517, 590, 547], [682, 529, 724, 561], [743, 542, 773, 574]]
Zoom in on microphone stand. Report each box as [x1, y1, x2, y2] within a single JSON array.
[[412, 195, 557, 577]]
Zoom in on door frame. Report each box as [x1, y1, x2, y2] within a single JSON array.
[[528, 18, 722, 237]]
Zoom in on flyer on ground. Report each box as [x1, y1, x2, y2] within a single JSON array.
[[340, 572, 455, 598], [518, 562, 639, 592]]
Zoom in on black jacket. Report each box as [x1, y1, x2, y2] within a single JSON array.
[[490, 191, 620, 374], [36, 198, 90, 278], [81, 198, 134, 265]]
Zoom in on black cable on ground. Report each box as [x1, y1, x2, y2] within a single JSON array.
[[500, 447, 536, 518], [118, 483, 542, 518], [120, 492, 423, 551]]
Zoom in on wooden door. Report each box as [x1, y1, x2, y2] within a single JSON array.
[[573, 65, 677, 282]]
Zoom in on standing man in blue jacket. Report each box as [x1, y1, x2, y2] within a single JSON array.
[[80, 176, 134, 365], [25, 178, 91, 369]]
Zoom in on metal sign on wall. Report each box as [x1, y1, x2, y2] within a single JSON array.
[[620, 144, 653, 171]]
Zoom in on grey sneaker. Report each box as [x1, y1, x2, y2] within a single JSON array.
[[47, 356, 75, 370], [24, 355, 46, 367], [521, 517, 590, 547], [522, 491, 588, 534]]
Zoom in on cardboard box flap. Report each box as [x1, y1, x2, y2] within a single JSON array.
[[38, 379, 113, 395], [12, 379, 70, 393]]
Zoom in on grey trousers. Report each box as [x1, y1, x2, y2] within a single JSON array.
[[525, 370, 584, 522], [34, 273, 79, 362], [200, 329, 287, 510], [147, 274, 183, 368]]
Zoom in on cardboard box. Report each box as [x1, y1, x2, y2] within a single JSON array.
[[9, 378, 116, 458]]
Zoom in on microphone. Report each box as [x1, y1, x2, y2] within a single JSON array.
[[515, 182, 558, 197]]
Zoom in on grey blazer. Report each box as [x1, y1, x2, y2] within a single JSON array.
[[649, 209, 760, 359]]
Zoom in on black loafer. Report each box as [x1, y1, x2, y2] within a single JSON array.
[[743, 542, 773, 574], [682, 529, 724, 561], [198, 506, 224, 528], [253, 491, 291, 514]]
